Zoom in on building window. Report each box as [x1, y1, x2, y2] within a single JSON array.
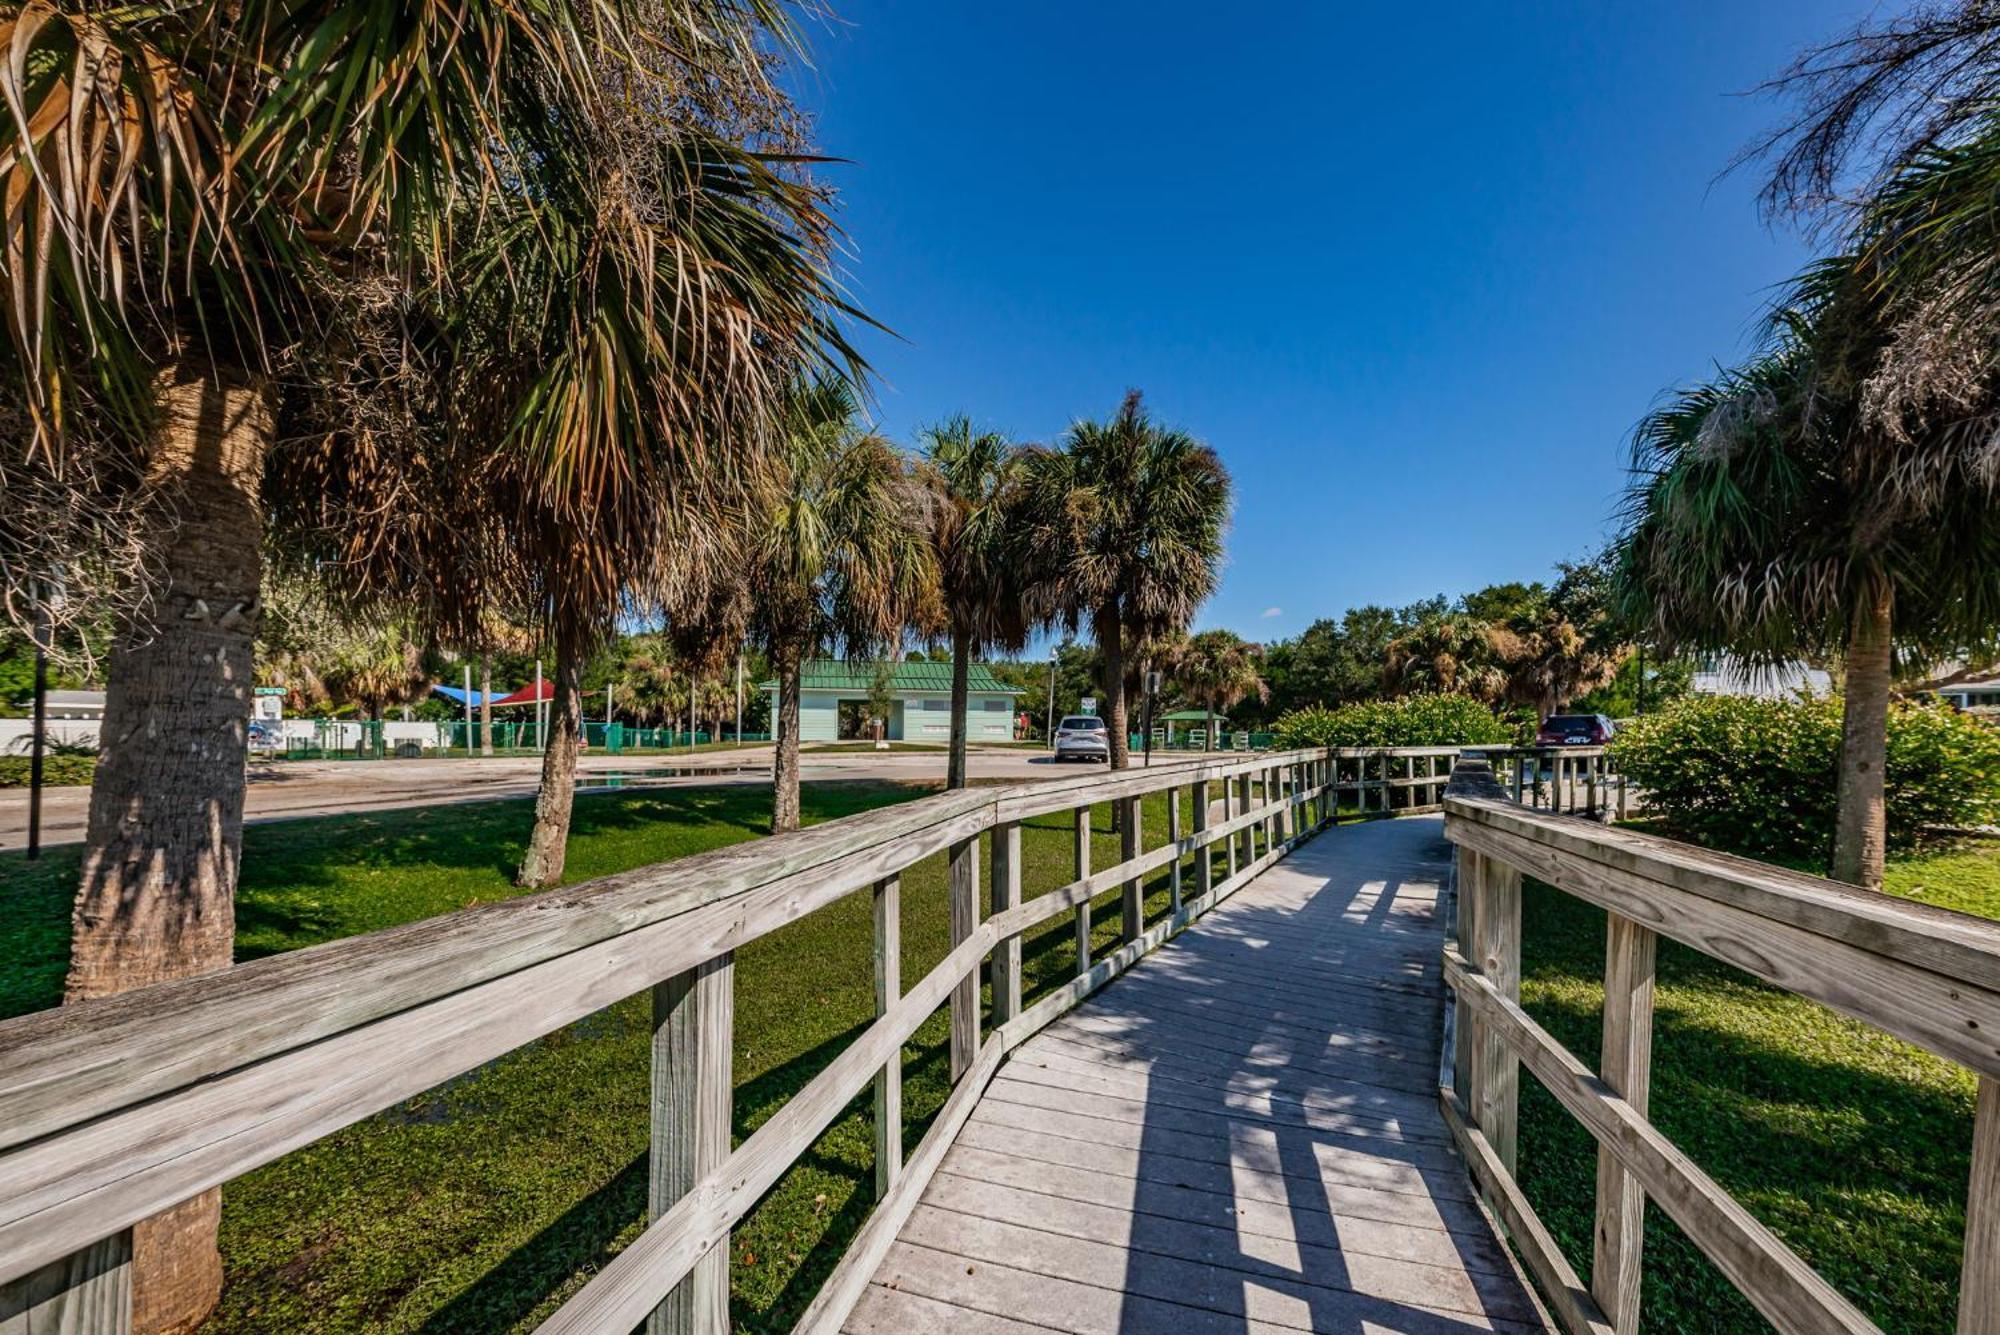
[[982, 698, 1008, 711]]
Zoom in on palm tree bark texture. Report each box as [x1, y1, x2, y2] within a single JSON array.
[[1832, 578, 1893, 889], [517, 636, 586, 886], [65, 364, 274, 1333], [773, 650, 805, 833]]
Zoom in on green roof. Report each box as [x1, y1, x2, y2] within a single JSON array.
[[1159, 709, 1226, 723], [760, 659, 1023, 695]]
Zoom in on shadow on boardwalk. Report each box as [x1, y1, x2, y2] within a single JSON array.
[[848, 817, 1545, 1334]]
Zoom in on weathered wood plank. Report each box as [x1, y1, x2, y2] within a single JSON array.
[[949, 836, 980, 1083], [1474, 853, 1522, 1173], [649, 953, 734, 1335], [1119, 795, 1142, 945], [1441, 1088, 1612, 1335], [796, 1038, 1004, 1335], [1192, 778, 1212, 898], [1444, 947, 1876, 1335], [1072, 804, 1092, 976], [1448, 790, 2000, 994], [1167, 786, 1183, 914], [872, 876, 901, 1201], [0, 1232, 129, 1335], [1450, 817, 2000, 1078], [990, 824, 1021, 1026], [1961, 1074, 2000, 1335], [1593, 913, 1656, 1334]]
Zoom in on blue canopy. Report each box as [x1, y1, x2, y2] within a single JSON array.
[[431, 684, 503, 707]]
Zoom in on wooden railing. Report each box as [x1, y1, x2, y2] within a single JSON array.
[[1438, 757, 2000, 1335], [0, 747, 1349, 1335]]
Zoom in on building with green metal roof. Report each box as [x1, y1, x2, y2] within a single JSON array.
[[759, 660, 1025, 742]]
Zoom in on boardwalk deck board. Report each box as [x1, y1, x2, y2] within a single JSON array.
[[844, 816, 1547, 1333]]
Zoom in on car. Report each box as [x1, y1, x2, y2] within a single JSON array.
[[1053, 714, 1110, 762], [1535, 713, 1615, 747]]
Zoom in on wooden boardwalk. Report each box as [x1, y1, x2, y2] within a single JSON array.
[[844, 815, 1547, 1334]]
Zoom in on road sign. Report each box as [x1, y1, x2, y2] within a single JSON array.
[[1080, 697, 1097, 715]]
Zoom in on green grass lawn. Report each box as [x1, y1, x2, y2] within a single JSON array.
[[1513, 838, 1997, 1332], [0, 777, 1220, 1333]]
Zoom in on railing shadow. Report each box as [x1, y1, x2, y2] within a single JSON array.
[[1043, 817, 1543, 1332]]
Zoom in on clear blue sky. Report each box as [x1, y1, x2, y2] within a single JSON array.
[[789, 2, 1870, 640]]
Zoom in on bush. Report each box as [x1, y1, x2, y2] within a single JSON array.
[[1269, 693, 1516, 748], [0, 754, 95, 788], [1609, 694, 2000, 862]]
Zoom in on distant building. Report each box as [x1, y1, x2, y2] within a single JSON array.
[[761, 660, 1023, 742], [1690, 656, 1831, 699], [1937, 673, 2000, 711], [38, 689, 107, 720]]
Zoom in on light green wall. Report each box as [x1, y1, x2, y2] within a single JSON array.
[[768, 689, 1017, 742]]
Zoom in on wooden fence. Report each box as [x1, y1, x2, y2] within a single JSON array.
[[1439, 757, 2000, 1335], [0, 746, 1379, 1335]]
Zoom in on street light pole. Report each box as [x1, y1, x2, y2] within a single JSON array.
[[1142, 669, 1160, 768], [1045, 648, 1059, 750], [26, 589, 48, 860]]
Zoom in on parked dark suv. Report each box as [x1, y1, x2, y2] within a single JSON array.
[[1535, 713, 1615, 747]]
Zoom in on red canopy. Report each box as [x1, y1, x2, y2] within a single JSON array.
[[487, 681, 555, 707]]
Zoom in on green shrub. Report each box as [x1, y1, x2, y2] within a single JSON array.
[[0, 754, 95, 788], [1609, 694, 2000, 861], [1269, 693, 1515, 748]]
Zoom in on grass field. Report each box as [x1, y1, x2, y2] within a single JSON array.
[[0, 777, 1213, 1333], [1513, 838, 1997, 1332]]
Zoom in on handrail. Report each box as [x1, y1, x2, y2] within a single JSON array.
[[1437, 757, 2000, 1335], [0, 745, 1358, 1334]]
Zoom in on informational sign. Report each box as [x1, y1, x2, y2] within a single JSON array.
[[1079, 696, 1097, 715], [250, 686, 285, 751]]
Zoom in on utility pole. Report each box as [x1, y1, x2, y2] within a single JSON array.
[[735, 653, 744, 746], [1045, 648, 1059, 750], [1142, 669, 1160, 768], [462, 664, 473, 757], [534, 658, 544, 749], [26, 584, 48, 860]]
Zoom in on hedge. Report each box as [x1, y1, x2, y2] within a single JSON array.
[[1609, 694, 2000, 862], [1268, 694, 1516, 749], [0, 754, 95, 788]]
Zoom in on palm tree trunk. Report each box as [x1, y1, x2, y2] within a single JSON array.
[[66, 361, 273, 1334], [1205, 704, 1216, 753], [1098, 603, 1128, 769], [1832, 578, 1894, 889], [947, 627, 972, 789], [517, 632, 583, 888], [479, 655, 494, 757], [773, 649, 803, 833]]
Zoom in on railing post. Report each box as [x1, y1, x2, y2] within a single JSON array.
[[1120, 795, 1143, 944], [1593, 913, 1657, 1333], [1232, 771, 1249, 875], [1166, 787, 1183, 914], [1192, 778, 1212, 899], [1452, 848, 1481, 1110], [991, 823, 1022, 1025], [1074, 805, 1093, 975], [949, 835, 980, 1081], [1962, 1076, 2000, 1335], [872, 876, 901, 1200], [0, 1234, 132, 1335], [649, 952, 735, 1335], [1473, 854, 1522, 1172]]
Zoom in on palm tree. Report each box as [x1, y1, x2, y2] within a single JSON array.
[[1171, 630, 1268, 750], [2, 2, 846, 1316], [1612, 280, 2000, 888], [1384, 611, 1501, 700], [917, 417, 1030, 788], [1018, 392, 1230, 769], [749, 381, 938, 832]]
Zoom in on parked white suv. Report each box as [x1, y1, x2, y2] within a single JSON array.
[[1053, 715, 1110, 762]]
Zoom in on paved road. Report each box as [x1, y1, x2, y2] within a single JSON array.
[[0, 745, 1153, 853]]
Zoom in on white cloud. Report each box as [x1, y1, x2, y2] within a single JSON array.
[[1261, 606, 1283, 619]]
